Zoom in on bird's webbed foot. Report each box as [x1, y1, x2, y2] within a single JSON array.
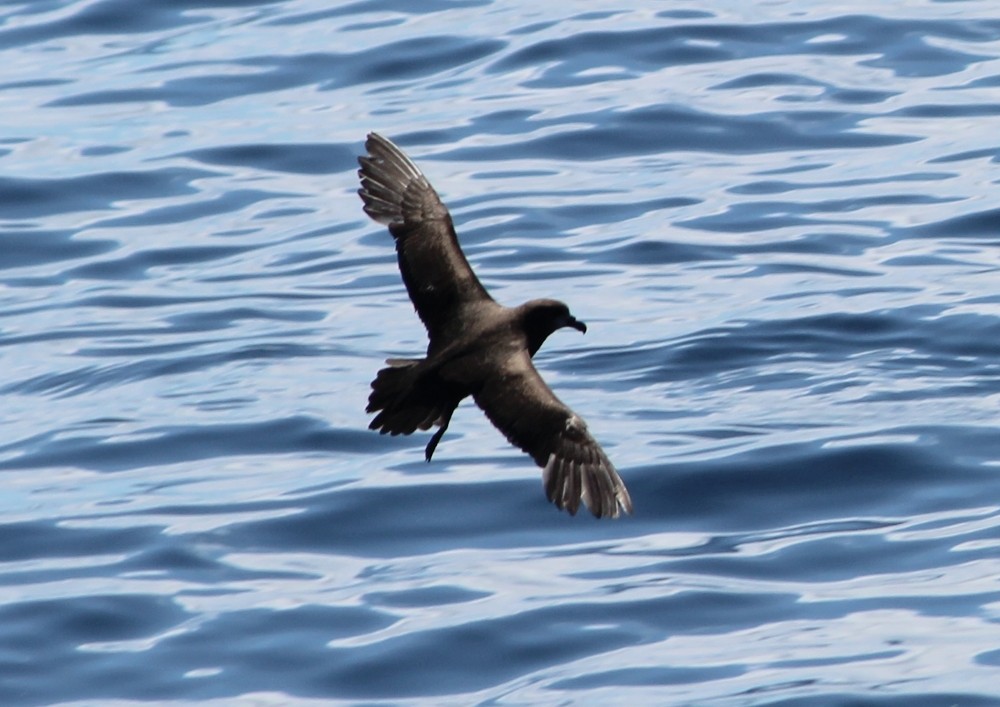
[[424, 408, 454, 462]]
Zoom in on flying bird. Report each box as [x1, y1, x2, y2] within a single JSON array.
[[357, 132, 632, 518]]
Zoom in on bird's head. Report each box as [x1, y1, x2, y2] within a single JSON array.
[[520, 299, 587, 356]]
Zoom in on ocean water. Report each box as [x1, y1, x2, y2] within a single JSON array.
[[2, 0, 1000, 705]]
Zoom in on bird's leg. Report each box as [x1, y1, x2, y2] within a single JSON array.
[[425, 407, 454, 462]]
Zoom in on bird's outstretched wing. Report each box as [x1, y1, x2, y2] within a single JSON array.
[[472, 349, 632, 518], [358, 133, 493, 342]]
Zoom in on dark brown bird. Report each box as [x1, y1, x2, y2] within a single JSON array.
[[357, 132, 632, 518]]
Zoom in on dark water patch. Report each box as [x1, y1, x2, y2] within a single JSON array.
[[730, 172, 953, 196], [859, 37, 995, 79], [0, 527, 307, 589], [712, 72, 822, 90], [180, 142, 357, 175], [4, 341, 324, 398], [0, 229, 117, 270], [117, 542, 317, 585], [634, 426, 1000, 531], [589, 230, 885, 268], [50, 36, 506, 108], [89, 188, 298, 230], [553, 664, 746, 689], [254, 206, 315, 219], [0, 416, 374, 472], [590, 238, 732, 266], [712, 72, 899, 106], [265, 0, 491, 26], [495, 15, 1000, 86], [162, 305, 325, 331], [0, 593, 185, 651], [729, 261, 878, 279], [767, 649, 904, 671], [893, 102, 1000, 118], [316, 602, 637, 697], [667, 529, 966, 584], [857, 380, 1000, 403], [884, 253, 984, 268], [0, 520, 159, 564], [79, 144, 132, 157], [440, 104, 917, 163], [928, 146, 1000, 164], [0, 167, 214, 219], [0, 313, 308, 349], [164, 590, 779, 700], [540, 195, 699, 230], [826, 87, 899, 105], [364, 585, 490, 608], [65, 243, 254, 280], [159, 603, 398, 681], [347, 35, 506, 86], [977, 648, 1000, 667], [906, 205, 1000, 239], [206, 252, 391, 282], [955, 73, 1000, 89], [450, 194, 701, 264], [0, 601, 394, 705], [0, 78, 74, 92], [595, 307, 1000, 386], [0, 0, 203, 51], [768, 285, 921, 303], [678, 191, 952, 235], [219, 472, 639, 558], [740, 232, 883, 257], [74, 293, 216, 310], [676, 203, 848, 234]]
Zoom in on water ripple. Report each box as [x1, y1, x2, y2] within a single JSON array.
[[2, 1, 1000, 705]]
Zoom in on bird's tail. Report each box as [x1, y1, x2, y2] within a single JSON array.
[[367, 358, 449, 435]]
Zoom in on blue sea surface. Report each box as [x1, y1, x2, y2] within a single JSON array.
[[2, 1, 1000, 705]]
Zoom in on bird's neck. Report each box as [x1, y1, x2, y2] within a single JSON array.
[[521, 315, 555, 357]]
